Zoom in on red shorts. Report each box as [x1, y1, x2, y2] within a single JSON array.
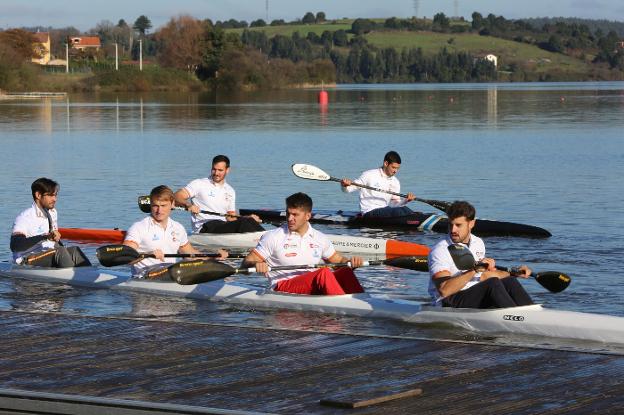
[[274, 267, 364, 295]]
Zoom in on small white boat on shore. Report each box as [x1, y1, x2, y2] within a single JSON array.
[[1, 263, 623, 346]]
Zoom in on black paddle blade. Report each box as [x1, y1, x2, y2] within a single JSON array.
[[534, 271, 571, 293], [138, 195, 151, 213], [384, 256, 429, 272], [97, 244, 140, 267], [167, 259, 237, 285], [425, 199, 452, 213], [447, 244, 476, 270]]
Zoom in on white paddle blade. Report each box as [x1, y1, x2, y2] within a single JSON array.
[[291, 164, 331, 181]]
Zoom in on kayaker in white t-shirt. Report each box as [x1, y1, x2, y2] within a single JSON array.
[[174, 155, 263, 234], [241, 192, 365, 295], [428, 200, 534, 308], [10, 177, 91, 268], [340, 151, 416, 217], [124, 185, 227, 278]]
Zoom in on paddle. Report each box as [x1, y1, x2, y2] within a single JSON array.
[[291, 163, 452, 213], [138, 195, 242, 219], [96, 244, 245, 267], [446, 243, 571, 293], [167, 256, 429, 285]]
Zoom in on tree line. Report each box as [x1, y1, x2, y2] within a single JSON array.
[[1, 11, 623, 91]]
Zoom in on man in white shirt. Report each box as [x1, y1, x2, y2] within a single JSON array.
[[10, 177, 91, 268], [428, 200, 534, 308], [241, 192, 365, 295], [124, 185, 227, 278], [340, 151, 416, 217], [174, 155, 263, 234]]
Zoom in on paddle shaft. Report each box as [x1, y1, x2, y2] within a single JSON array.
[[337, 177, 451, 212], [138, 195, 243, 219]]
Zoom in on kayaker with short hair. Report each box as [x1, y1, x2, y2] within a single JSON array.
[[428, 200, 534, 308], [340, 150, 416, 218], [124, 185, 227, 278], [174, 154, 264, 234], [241, 192, 365, 295], [10, 177, 91, 268]]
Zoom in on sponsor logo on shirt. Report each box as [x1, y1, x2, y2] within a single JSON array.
[[285, 253, 297, 257], [171, 230, 179, 242], [284, 243, 298, 249], [152, 234, 160, 241]]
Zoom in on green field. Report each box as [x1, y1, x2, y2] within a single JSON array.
[[363, 31, 590, 72], [228, 22, 352, 37], [227, 22, 592, 74]]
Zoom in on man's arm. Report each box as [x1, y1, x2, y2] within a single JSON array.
[[241, 250, 269, 273], [326, 252, 364, 268], [174, 188, 201, 214], [432, 269, 481, 298], [10, 232, 51, 252]]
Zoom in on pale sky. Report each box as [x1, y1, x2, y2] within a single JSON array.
[[2, 0, 623, 32]]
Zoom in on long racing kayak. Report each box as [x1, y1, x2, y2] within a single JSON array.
[[189, 231, 429, 257], [59, 228, 430, 257], [239, 208, 552, 238], [1, 264, 623, 345]]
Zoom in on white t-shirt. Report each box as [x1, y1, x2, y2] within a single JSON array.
[[342, 168, 406, 213], [11, 202, 58, 263], [252, 223, 336, 286], [184, 178, 236, 233], [427, 234, 486, 305], [124, 216, 189, 277]]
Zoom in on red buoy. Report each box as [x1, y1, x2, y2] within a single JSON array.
[[318, 90, 328, 105]]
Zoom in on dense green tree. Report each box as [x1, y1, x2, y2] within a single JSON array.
[[250, 19, 267, 27], [133, 15, 152, 35], [302, 12, 316, 24], [333, 30, 348, 47], [316, 12, 326, 23], [351, 18, 375, 35]]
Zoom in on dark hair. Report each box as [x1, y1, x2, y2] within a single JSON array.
[[384, 151, 401, 164], [212, 155, 230, 168], [446, 201, 476, 221], [286, 192, 313, 212], [150, 185, 174, 202], [31, 177, 59, 199]]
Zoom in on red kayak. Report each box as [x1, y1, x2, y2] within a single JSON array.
[[59, 228, 126, 244]]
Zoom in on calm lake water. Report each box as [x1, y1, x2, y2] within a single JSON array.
[[1, 82, 623, 352]]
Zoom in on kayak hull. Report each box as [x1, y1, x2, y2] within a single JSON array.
[[190, 231, 429, 257], [59, 228, 430, 257], [1, 264, 622, 345], [240, 208, 552, 238]]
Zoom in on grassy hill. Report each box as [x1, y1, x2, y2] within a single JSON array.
[[230, 22, 594, 75]]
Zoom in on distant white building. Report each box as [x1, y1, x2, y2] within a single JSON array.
[[484, 54, 497, 68]]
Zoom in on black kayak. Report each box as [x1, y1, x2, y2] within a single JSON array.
[[239, 208, 551, 238]]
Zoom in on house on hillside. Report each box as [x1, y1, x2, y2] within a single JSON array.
[[70, 36, 101, 51], [475, 53, 498, 68], [32, 32, 51, 65]]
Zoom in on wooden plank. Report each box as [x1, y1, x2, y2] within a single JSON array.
[[320, 388, 423, 408]]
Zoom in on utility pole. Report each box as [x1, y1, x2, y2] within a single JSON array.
[[65, 43, 69, 73], [266, 0, 269, 22], [413, 0, 420, 18], [454, 0, 459, 18], [115, 43, 118, 70], [139, 39, 142, 71]]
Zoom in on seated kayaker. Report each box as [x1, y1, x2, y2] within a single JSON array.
[[174, 154, 264, 234], [340, 151, 417, 218], [241, 192, 365, 295], [10, 177, 91, 268], [428, 200, 534, 309], [124, 185, 227, 278]]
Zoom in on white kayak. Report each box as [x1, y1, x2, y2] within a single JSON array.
[[1, 263, 624, 346], [189, 231, 430, 257]]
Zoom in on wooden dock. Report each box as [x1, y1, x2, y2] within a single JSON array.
[[0, 92, 67, 100], [0, 310, 623, 414]]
